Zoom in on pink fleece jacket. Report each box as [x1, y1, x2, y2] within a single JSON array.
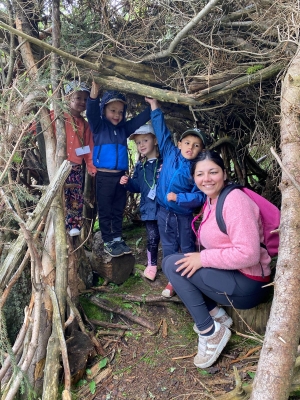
[[198, 189, 271, 279]]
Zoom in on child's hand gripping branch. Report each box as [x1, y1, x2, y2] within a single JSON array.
[[145, 97, 159, 111], [90, 81, 100, 99]]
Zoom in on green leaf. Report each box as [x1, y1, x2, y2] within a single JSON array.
[[99, 358, 108, 369], [135, 237, 143, 247], [86, 368, 92, 375], [89, 380, 96, 394], [198, 369, 210, 375], [247, 371, 255, 379], [76, 379, 87, 387]]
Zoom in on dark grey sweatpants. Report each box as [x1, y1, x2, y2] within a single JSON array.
[[162, 254, 269, 331]]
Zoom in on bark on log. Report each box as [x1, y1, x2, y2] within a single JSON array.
[[92, 231, 134, 285], [250, 47, 300, 400], [225, 302, 272, 335]]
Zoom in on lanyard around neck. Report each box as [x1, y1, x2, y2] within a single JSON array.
[[70, 116, 87, 147], [143, 158, 158, 189]]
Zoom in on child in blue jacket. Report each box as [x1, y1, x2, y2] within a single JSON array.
[[145, 97, 207, 297], [87, 81, 151, 257], [120, 124, 162, 281]]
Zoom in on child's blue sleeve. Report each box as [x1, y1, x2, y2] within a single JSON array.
[[86, 97, 102, 133], [176, 186, 206, 209], [151, 108, 174, 157], [125, 167, 141, 193], [125, 107, 151, 136]]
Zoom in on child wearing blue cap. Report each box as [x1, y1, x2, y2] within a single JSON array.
[[86, 81, 151, 257]]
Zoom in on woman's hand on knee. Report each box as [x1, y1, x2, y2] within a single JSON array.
[[175, 253, 202, 278]]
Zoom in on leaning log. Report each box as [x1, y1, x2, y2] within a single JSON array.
[[0, 160, 72, 288]]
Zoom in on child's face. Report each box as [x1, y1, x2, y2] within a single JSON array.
[[135, 133, 157, 158], [69, 91, 89, 116], [104, 101, 124, 125], [178, 134, 203, 160]]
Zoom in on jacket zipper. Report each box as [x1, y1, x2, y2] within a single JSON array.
[[114, 130, 118, 169], [96, 145, 102, 164]]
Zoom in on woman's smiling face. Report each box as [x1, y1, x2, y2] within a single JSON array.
[[193, 159, 226, 199]]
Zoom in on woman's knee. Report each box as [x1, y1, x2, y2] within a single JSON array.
[[162, 254, 184, 275]]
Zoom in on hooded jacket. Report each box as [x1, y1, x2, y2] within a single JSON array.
[[151, 108, 206, 215], [86, 91, 151, 170], [125, 157, 163, 221]]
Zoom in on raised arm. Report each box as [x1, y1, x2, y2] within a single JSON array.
[[86, 81, 102, 133]]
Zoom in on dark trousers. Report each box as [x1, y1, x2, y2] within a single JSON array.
[[65, 165, 84, 231], [162, 254, 269, 331], [157, 206, 195, 258], [145, 220, 160, 266], [96, 170, 127, 243]]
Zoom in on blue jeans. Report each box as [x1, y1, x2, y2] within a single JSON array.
[[157, 206, 196, 258], [162, 254, 269, 331]]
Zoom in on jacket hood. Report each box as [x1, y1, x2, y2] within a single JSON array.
[[100, 91, 127, 124]]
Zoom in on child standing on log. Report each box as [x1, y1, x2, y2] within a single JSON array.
[[120, 124, 162, 281], [86, 81, 151, 257], [62, 81, 97, 236], [145, 97, 207, 297]]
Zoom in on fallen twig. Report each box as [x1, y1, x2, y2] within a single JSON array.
[[230, 346, 261, 364], [89, 319, 132, 330], [90, 296, 156, 331], [172, 352, 197, 360]]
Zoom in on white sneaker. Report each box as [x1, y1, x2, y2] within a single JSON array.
[[194, 321, 231, 369], [69, 228, 80, 237]]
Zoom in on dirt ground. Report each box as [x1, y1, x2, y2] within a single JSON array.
[[76, 222, 262, 400]]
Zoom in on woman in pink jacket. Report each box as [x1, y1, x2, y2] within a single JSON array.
[[162, 150, 271, 369]]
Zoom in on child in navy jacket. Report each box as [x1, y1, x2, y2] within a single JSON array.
[[145, 97, 207, 297], [120, 124, 162, 281], [86, 81, 151, 257]]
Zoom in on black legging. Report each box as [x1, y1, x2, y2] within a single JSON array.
[[145, 220, 160, 266], [162, 254, 269, 331]]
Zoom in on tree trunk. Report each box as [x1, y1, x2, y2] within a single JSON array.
[[250, 46, 300, 400]]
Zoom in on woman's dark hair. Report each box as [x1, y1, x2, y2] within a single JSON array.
[[191, 150, 225, 176]]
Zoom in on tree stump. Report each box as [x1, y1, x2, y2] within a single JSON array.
[[91, 231, 135, 285], [66, 330, 96, 385], [225, 301, 272, 335]]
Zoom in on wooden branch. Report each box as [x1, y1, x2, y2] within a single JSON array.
[[89, 320, 132, 330], [0, 299, 33, 381], [47, 286, 71, 391], [0, 160, 72, 289], [141, 0, 220, 61], [4, 289, 42, 400], [193, 62, 285, 103], [66, 295, 105, 356], [94, 292, 183, 304], [76, 367, 112, 400], [0, 20, 201, 106], [90, 296, 156, 331], [271, 146, 300, 193]]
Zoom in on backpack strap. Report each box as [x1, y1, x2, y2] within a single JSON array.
[[216, 183, 242, 234]]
